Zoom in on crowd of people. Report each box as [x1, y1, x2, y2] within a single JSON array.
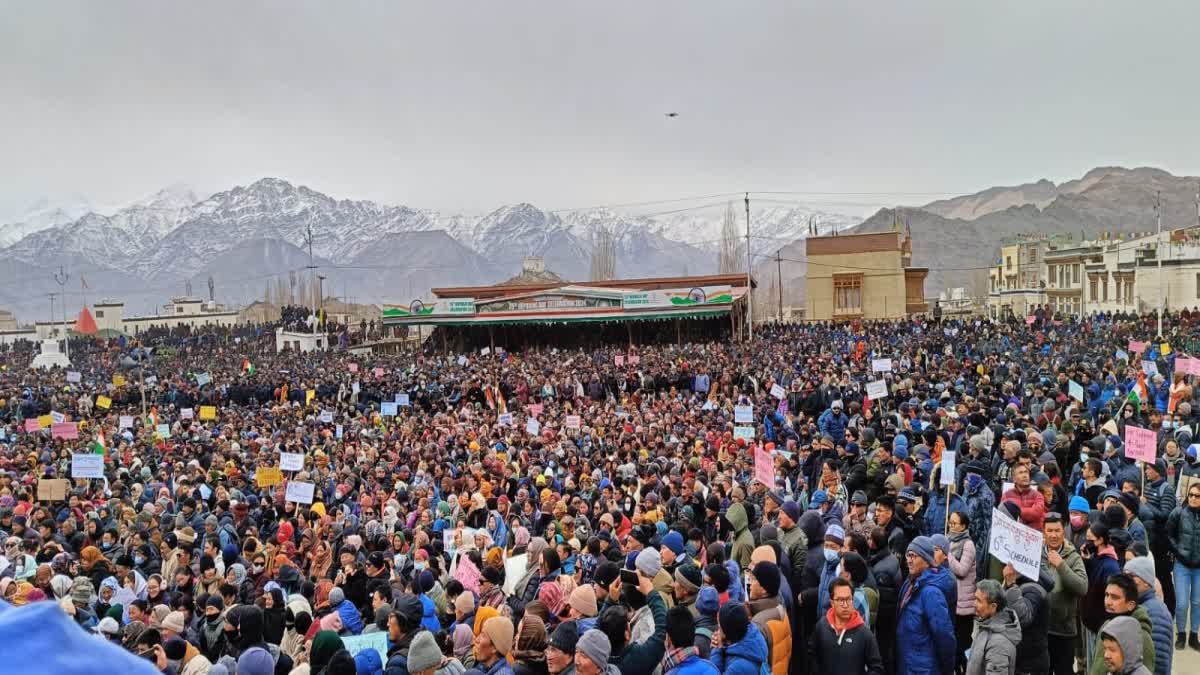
[[2, 309, 1200, 675]]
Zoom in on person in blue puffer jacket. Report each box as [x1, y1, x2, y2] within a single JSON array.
[[709, 603, 769, 675], [818, 400, 849, 441], [416, 570, 442, 632], [329, 586, 364, 635], [896, 537, 956, 675]]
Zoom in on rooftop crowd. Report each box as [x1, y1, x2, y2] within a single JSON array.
[[2, 307, 1200, 675]]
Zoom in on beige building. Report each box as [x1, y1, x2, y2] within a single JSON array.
[[35, 296, 241, 338], [804, 231, 928, 320]]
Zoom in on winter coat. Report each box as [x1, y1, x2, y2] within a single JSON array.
[[1044, 541, 1088, 637], [1005, 581, 1049, 675], [1086, 607, 1156, 675], [922, 493, 965, 542], [664, 654, 719, 675], [335, 598, 365, 635], [1091, 614, 1152, 675], [710, 623, 770, 675], [1140, 478, 1176, 547], [962, 480, 995, 578], [818, 410, 848, 443], [964, 608, 1021, 675], [896, 568, 956, 675], [1000, 485, 1046, 531], [945, 537, 977, 615], [748, 596, 792, 675], [612, 589, 667, 675], [1081, 550, 1121, 633], [808, 608, 883, 675], [1137, 589, 1173, 675], [868, 549, 902, 629], [926, 566, 957, 618], [726, 503, 756, 572], [778, 523, 809, 588], [1166, 504, 1200, 568]]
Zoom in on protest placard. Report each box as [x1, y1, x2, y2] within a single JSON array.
[[989, 508, 1044, 581], [734, 405, 753, 423], [51, 422, 78, 440], [24, 418, 40, 432], [180, 408, 194, 419], [37, 478, 69, 501], [285, 481, 315, 504], [118, 415, 134, 429], [335, 424, 343, 439], [872, 358, 893, 373], [194, 372, 211, 387], [940, 451, 956, 485], [498, 412, 513, 426], [113, 374, 126, 387], [502, 554, 528, 595], [565, 415, 581, 430], [770, 383, 786, 399], [71, 454, 104, 479], [396, 393, 410, 407], [866, 379, 889, 400], [374, 367, 384, 378], [51, 411, 65, 424], [526, 417, 541, 435], [66, 371, 81, 383], [629, 355, 640, 365], [754, 446, 774, 485], [1142, 360, 1159, 377], [1129, 340, 1147, 354], [1068, 380, 1084, 402], [156, 424, 171, 438], [341, 633, 388, 667], [280, 452, 304, 472], [380, 402, 398, 416], [256, 466, 283, 487], [615, 354, 625, 366], [1124, 425, 1156, 462], [348, 363, 359, 373], [734, 426, 755, 442], [199, 406, 217, 420], [527, 403, 544, 418], [319, 410, 334, 423]]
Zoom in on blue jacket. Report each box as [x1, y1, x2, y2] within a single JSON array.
[[927, 565, 957, 616], [818, 409, 848, 441], [710, 623, 769, 675], [897, 568, 956, 675], [336, 599, 365, 635], [923, 493, 966, 539], [666, 654, 720, 675], [1139, 589, 1173, 675], [419, 594, 440, 632], [0, 601, 162, 675]]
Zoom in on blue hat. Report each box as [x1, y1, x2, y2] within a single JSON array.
[[907, 536, 935, 565], [894, 445, 909, 461], [930, 534, 950, 554], [895, 435, 909, 449], [781, 500, 802, 523], [809, 490, 828, 508], [696, 586, 720, 616], [660, 531, 685, 556], [1068, 495, 1091, 514]]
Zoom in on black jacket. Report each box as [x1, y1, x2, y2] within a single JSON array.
[[808, 614, 883, 675]]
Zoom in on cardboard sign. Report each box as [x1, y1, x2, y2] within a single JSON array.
[[565, 415, 581, 430], [989, 507, 1044, 582], [256, 466, 283, 487], [396, 393, 410, 407], [348, 363, 359, 373], [71, 454, 104, 479], [754, 446, 774, 485], [1161, 343, 1171, 355], [66, 371, 81, 383], [285, 481, 315, 504], [940, 451, 956, 486], [457, 355, 469, 366], [341, 633, 389, 669], [526, 417, 541, 435], [734, 405, 753, 424], [280, 452, 305, 472], [194, 372, 211, 387], [380, 402, 398, 417], [1142, 360, 1159, 377], [180, 408, 194, 419], [480, 347, 490, 356], [37, 414, 53, 429], [871, 358, 893, 373], [498, 412, 514, 426], [24, 418, 40, 432], [866, 379, 889, 400], [118, 415, 134, 429], [374, 367, 384, 378], [113, 374, 126, 387], [770, 383, 786, 399], [319, 410, 334, 424], [199, 405, 217, 420], [1068, 380, 1084, 402], [1123, 424, 1156, 462], [51, 422, 78, 440], [96, 395, 111, 410], [37, 478, 69, 501], [734, 426, 755, 441]]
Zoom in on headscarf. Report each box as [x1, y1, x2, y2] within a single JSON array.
[[9, 582, 35, 606], [50, 574, 73, 600], [473, 606, 500, 636], [80, 546, 103, 570], [309, 630, 345, 672], [227, 563, 247, 587], [513, 614, 548, 665]]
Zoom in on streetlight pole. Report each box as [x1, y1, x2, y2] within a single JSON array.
[[54, 266, 70, 360], [1156, 191, 1163, 338]]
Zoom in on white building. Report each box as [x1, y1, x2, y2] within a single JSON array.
[[275, 328, 330, 353], [34, 297, 241, 338]]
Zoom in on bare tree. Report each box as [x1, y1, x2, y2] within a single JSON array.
[[207, 275, 215, 301], [718, 201, 744, 274], [589, 225, 617, 281]]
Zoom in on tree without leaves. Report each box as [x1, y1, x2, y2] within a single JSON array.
[[718, 201, 744, 274]]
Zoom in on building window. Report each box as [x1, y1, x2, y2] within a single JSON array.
[[1089, 277, 1098, 301], [1125, 278, 1133, 305], [1006, 256, 1013, 271], [1102, 276, 1108, 302], [1029, 248, 1037, 262], [95, 310, 104, 318], [833, 273, 863, 315], [177, 307, 184, 314], [1073, 264, 1080, 283]]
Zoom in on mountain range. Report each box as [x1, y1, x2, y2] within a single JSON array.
[[3, 166, 1197, 323]]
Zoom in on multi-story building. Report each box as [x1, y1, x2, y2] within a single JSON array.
[[804, 230, 928, 320], [986, 235, 1055, 319]]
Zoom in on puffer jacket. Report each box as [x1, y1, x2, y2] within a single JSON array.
[[1006, 580, 1050, 675], [923, 493, 966, 541], [726, 503, 755, 572], [1044, 540, 1088, 637], [1137, 589, 1173, 675], [965, 608, 1021, 675], [1140, 477, 1177, 547], [710, 623, 770, 675], [896, 568, 956, 675], [945, 535, 977, 615], [778, 522, 809, 588], [962, 480, 995, 578], [1166, 504, 1200, 568]]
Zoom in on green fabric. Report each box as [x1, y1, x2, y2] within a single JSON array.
[[383, 309, 731, 327], [311, 630, 346, 671]]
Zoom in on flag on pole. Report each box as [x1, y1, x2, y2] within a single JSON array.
[[1126, 371, 1149, 415], [91, 429, 106, 455], [242, 358, 255, 375]]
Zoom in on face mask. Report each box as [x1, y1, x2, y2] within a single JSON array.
[[823, 548, 840, 563], [253, 565, 265, 574], [134, 556, 146, 566], [414, 562, 426, 571], [966, 474, 982, 490], [101, 542, 113, 550], [1070, 514, 1087, 529]]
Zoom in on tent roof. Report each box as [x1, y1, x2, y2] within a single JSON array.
[[74, 307, 98, 335]]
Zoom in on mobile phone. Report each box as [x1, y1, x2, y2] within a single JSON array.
[[619, 568, 639, 585]]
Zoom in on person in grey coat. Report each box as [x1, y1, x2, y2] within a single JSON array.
[[967, 579, 1021, 675]]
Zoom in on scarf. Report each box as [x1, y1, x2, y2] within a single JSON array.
[[661, 646, 699, 673], [512, 614, 548, 665], [948, 529, 969, 559]]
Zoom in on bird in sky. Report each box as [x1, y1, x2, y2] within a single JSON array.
[[664, 112, 678, 118]]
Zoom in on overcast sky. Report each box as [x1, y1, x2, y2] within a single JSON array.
[[3, 2, 1198, 218]]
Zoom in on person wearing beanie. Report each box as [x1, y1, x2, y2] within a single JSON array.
[[636, 546, 675, 610], [407, 629, 447, 674], [659, 531, 687, 572], [471, 615, 515, 674], [811, 577, 883, 675], [512, 614, 550, 674], [776, 500, 808, 595], [711, 603, 767, 675], [925, 533, 958, 615], [328, 584, 365, 635], [546, 621, 579, 674], [747, 561, 791, 675], [672, 563, 703, 613], [692, 587, 720, 659], [897, 535, 955, 675], [1124, 557, 1172, 675], [567, 584, 599, 622], [817, 524, 845, 616], [415, 571, 442, 634], [574, 629, 613, 675]]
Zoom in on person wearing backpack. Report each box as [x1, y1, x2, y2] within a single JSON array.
[[747, 562, 791, 675]]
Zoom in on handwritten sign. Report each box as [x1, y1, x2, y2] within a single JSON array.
[[396, 393, 410, 407], [335, 424, 343, 439], [256, 466, 283, 487], [1129, 340, 1147, 354], [866, 379, 889, 400], [71, 454, 104, 479], [51, 422, 78, 440], [526, 417, 541, 435], [498, 412, 513, 426], [155, 424, 171, 438], [199, 406, 217, 420], [615, 354, 625, 366], [180, 408, 194, 420], [118, 415, 134, 429], [66, 371, 81, 383], [754, 446, 774, 486], [93, 395, 110, 410], [734, 426, 755, 442], [380, 402, 398, 417], [348, 363, 359, 373], [112, 374, 126, 387], [341, 633, 389, 668], [285, 481, 315, 504], [989, 508, 1044, 581], [734, 405, 753, 424], [770, 383, 786, 399], [1123, 424, 1156, 462], [1142, 360, 1159, 377], [280, 452, 305, 472], [51, 411, 66, 424], [1025, 315, 1036, 325], [565, 415, 581, 430], [319, 410, 334, 424], [871, 358, 893, 373], [194, 372, 211, 387], [1068, 380, 1084, 402], [940, 451, 956, 486]]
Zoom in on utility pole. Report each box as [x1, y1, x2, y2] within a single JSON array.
[[744, 192, 753, 340], [303, 223, 319, 332], [54, 266, 70, 359], [776, 249, 784, 321], [1156, 190, 1163, 338], [48, 293, 56, 339]]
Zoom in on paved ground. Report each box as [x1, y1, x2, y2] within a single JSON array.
[[1175, 643, 1199, 673]]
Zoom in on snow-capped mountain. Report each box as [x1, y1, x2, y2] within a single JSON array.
[[0, 195, 95, 246]]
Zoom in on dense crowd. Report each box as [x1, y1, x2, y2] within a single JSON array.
[[2, 308, 1200, 675]]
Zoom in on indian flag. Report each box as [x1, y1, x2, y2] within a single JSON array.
[[92, 430, 106, 455], [242, 358, 255, 375], [1126, 371, 1150, 414]]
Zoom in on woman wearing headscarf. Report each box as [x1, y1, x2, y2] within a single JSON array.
[[487, 511, 509, 551], [263, 588, 287, 646], [225, 563, 254, 605], [308, 540, 334, 582], [80, 545, 113, 590], [512, 614, 549, 675]]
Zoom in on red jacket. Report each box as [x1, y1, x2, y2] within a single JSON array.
[[1001, 485, 1046, 530]]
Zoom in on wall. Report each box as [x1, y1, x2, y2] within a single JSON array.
[[276, 328, 328, 353], [92, 304, 125, 332], [805, 247, 906, 320], [122, 311, 241, 334]]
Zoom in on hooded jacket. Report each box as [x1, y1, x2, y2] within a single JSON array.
[[965, 607, 1021, 675], [896, 568, 956, 675], [1166, 502, 1200, 567], [1087, 607, 1156, 675], [1005, 579, 1050, 675], [726, 503, 755, 572], [710, 623, 770, 675], [808, 607, 883, 675], [1097, 616, 1152, 675], [1136, 589, 1173, 675]]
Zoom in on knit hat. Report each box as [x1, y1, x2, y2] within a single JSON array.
[[696, 586, 720, 616], [930, 534, 950, 555], [1124, 556, 1156, 589], [850, 491, 868, 506], [455, 591, 476, 615], [482, 616, 515, 656], [781, 500, 802, 523], [95, 617, 120, 636], [407, 630, 443, 672], [635, 547, 662, 578], [751, 545, 777, 565], [660, 531, 685, 555], [907, 536, 935, 565], [237, 647, 276, 675], [1068, 495, 1091, 513], [162, 610, 187, 634], [328, 586, 345, 607], [750, 561, 781, 597], [418, 569, 436, 593], [70, 576, 93, 606], [394, 594, 423, 626], [164, 637, 188, 660], [674, 563, 702, 595], [576, 629, 611, 668], [568, 584, 598, 617], [824, 523, 845, 547], [718, 602, 750, 643], [549, 620, 580, 654]]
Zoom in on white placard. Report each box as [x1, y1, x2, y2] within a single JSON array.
[[380, 402, 398, 417], [526, 417, 541, 435], [51, 411, 65, 424], [734, 405, 753, 424], [457, 355, 468, 366], [285, 481, 315, 505], [734, 426, 755, 441], [565, 415, 581, 430], [481, 347, 491, 356], [180, 408, 194, 420], [866, 379, 889, 400], [498, 412, 514, 426], [118, 415, 134, 429], [280, 452, 305, 472], [396, 393, 410, 407], [1142, 360, 1159, 377], [940, 451, 956, 486], [335, 424, 344, 439], [770, 383, 786, 399], [319, 410, 334, 423], [872, 358, 893, 373], [989, 507, 1044, 582], [502, 553, 528, 595], [71, 454, 104, 479], [66, 371, 82, 383], [352, 382, 361, 395]]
